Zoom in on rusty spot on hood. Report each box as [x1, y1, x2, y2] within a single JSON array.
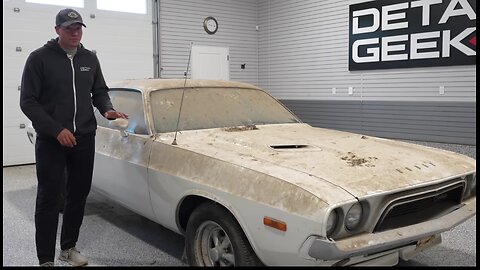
[[223, 124, 258, 132], [341, 152, 378, 167]]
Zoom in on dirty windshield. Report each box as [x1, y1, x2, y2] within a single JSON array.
[[150, 87, 300, 133]]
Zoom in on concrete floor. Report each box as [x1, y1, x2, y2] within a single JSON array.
[[2, 140, 476, 266], [3, 164, 186, 266]]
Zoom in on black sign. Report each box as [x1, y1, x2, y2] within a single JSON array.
[[349, 0, 476, 71]]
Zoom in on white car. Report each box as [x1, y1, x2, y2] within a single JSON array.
[[28, 79, 476, 266]]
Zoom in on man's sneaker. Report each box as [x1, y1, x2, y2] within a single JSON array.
[[40, 261, 54, 267], [58, 247, 88, 266]]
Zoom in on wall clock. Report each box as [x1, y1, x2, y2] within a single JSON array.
[[203, 16, 218, 35]]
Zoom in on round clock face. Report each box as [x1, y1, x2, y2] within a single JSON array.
[[203, 16, 218, 35]]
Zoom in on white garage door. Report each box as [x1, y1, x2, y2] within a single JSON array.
[[3, 0, 153, 166]]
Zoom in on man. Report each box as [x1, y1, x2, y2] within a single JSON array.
[[20, 8, 128, 266]]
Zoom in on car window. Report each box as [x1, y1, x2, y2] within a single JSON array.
[[94, 89, 148, 135], [150, 87, 300, 133]]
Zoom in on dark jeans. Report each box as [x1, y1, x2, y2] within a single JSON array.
[[34, 133, 95, 264]]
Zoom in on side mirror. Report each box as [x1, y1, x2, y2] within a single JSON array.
[[110, 118, 129, 137]]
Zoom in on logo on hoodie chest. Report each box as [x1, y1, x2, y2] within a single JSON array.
[[80, 66, 91, 72]]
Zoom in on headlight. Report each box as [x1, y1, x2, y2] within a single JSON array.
[[326, 209, 338, 236], [463, 174, 476, 200], [345, 203, 363, 231]]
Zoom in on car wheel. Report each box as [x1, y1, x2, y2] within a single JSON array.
[[185, 202, 262, 266]]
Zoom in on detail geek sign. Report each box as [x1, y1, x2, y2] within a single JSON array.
[[349, 0, 476, 71]]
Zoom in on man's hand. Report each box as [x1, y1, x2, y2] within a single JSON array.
[[104, 110, 129, 120], [57, 128, 77, 148]]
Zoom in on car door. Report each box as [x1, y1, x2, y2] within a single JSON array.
[[93, 89, 156, 220]]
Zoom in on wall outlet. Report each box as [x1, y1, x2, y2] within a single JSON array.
[[439, 86, 445, 95], [332, 87, 337, 94], [348, 87, 353, 95]]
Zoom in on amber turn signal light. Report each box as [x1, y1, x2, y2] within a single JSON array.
[[263, 216, 287, 232]]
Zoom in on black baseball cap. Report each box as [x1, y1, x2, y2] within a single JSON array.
[[56, 8, 86, 27]]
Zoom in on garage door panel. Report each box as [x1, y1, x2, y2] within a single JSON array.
[[3, 126, 35, 166], [3, 1, 153, 166]]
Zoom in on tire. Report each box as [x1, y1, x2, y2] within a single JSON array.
[[185, 202, 262, 266]]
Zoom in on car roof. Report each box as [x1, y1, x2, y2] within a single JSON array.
[[108, 78, 263, 93]]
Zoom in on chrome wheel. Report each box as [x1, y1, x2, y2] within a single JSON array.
[[194, 221, 235, 266], [186, 202, 263, 266]]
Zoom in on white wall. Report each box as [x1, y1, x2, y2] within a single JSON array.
[[3, 0, 153, 166]]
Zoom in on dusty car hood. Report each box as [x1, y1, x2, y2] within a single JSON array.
[[160, 123, 476, 198]]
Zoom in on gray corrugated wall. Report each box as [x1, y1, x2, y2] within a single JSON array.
[[258, 0, 476, 145], [281, 100, 476, 145], [159, 0, 259, 85], [158, 0, 476, 145]]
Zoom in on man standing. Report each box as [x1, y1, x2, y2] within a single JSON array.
[[20, 8, 128, 266]]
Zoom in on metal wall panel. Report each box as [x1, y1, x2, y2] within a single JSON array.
[[158, 0, 259, 85], [258, 0, 476, 145], [281, 100, 476, 145]]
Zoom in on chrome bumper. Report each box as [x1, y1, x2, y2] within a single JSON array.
[[308, 197, 476, 260]]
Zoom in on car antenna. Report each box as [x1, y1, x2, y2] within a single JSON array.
[[172, 42, 193, 145]]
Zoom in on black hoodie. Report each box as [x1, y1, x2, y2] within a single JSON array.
[[20, 38, 113, 139]]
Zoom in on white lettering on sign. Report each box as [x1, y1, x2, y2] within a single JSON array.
[[442, 27, 476, 57], [353, 38, 380, 63], [353, 29, 475, 63], [382, 35, 409, 61], [410, 0, 443, 26], [352, 8, 380, 34], [351, 0, 476, 65], [382, 3, 409, 31], [439, 0, 476, 24], [411, 31, 441, 59]]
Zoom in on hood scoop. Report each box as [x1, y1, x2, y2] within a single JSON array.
[[270, 144, 308, 150]]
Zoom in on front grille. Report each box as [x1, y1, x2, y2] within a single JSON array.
[[374, 184, 464, 232]]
